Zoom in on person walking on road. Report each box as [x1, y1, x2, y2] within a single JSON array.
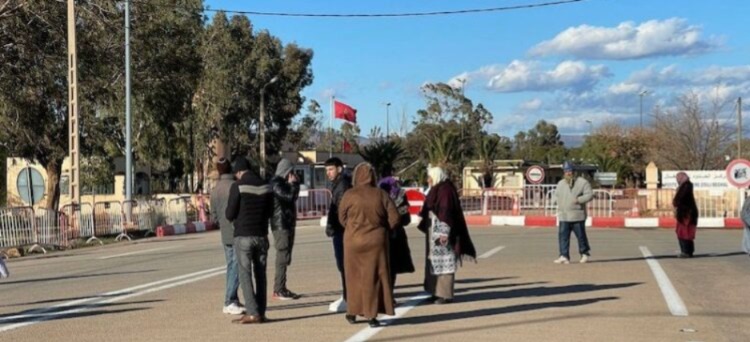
[[0, 255, 9, 279], [378, 169, 415, 297], [673, 172, 698, 258], [554, 161, 594, 264], [418, 167, 477, 304], [338, 162, 400, 327], [325, 157, 352, 312], [226, 156, 274, 324], [741, 187, 750, 257], [210, 158, 244, 315], [270, 159, 302, 300]]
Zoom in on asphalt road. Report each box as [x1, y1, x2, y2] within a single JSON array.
[[1, 225, 748, 342]]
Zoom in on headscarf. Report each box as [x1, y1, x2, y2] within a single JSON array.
[[676, 171, 689, 186], [428, 167, 448, 185], [378, 176, 401, 198], [352, 162, 377, 187]]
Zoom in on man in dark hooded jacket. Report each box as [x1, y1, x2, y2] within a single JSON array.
[[270, 159, 301, 300]]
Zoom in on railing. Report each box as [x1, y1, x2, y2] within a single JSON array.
[[296, 189, 332, 219]]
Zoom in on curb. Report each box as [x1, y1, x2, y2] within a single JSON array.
[[156, 221, 218, 237], [318, 215, 743, 229]]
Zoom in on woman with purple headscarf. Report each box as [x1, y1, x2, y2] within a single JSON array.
[[378, 169, 415, 297], [673, 172, 699, 258]]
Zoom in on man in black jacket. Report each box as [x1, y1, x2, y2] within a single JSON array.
[[226, 156, 274, 324], [270, 159, 301, 300], [325, 157, 351, 312]]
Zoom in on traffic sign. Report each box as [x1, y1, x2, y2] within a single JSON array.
[[525, 166, 545, 184], [725, 159, 750, 188]]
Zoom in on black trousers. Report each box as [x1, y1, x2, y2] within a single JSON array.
[[678, 239, 694, 256]]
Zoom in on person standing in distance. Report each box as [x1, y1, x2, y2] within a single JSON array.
[[210, 158, 244, 315], [554, 161, 594, 264], [226, 156, 274, 324], [325, 157, 351, 312], [270, 159, 302, 300]]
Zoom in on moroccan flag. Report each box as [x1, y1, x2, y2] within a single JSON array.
[[343, 140, 352, 153], [334, 100, 357, 124]]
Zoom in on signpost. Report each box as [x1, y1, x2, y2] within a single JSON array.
[[725, 159, 750, 188], [594, 172, 617, 186], [525, 166, 545, 184]]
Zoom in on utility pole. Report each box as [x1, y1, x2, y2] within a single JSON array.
[[260, 76, 278, 178], [739, 97, 743, 159], [125, 0, 132, 202], [639, 90, 648, 129], [67, 0, 80, 205], [385, 102, 391, 140]]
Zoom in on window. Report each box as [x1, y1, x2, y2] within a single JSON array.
[[16, 167, 45, 205]]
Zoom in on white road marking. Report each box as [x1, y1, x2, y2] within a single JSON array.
[[98, 246, 179, 260], [639, 246, 689, 316], [0, 266, 225, 332], [343, 293, 431, 342], [478, 246, 505, 259]]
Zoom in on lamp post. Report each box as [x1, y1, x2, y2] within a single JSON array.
[[639, 90, 648, 129], [385, 102, 391, 139], [585, 120, 593, 136], [260, 75, 279, 178]]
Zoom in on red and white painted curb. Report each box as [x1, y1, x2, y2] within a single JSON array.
[[156, 221, 218, 237], [319, 215, 743, 229]]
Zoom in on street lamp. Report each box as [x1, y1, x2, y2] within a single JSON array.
[[385, 102, 391, 139], [260, 75, 279, 178], [585, 120, 593, 136], [639, 90, 649, 129]]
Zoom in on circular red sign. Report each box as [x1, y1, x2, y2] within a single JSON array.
[[725, 159, 750, 188], [525, 166, 545, 184]]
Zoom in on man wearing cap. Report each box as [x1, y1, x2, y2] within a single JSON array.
[[210, 158, 244, 315], [554, 161, 594, 264], [226, 156, 274, 324], [270, 159, 302, 300]]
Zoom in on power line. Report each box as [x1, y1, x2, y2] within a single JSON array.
[[133, 0, 586, 18]]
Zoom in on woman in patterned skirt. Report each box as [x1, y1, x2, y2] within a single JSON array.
[[418, 167, 476, 304]]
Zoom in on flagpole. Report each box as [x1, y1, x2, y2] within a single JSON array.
[[329, 96, 334, 158]]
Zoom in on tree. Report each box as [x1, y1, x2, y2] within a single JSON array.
[[579, 124, 650, 187], [651, 92, 734, 170], [368, 126, 383, 142], [474, 134, 512, 188], [286, 100, 323, 151], [513, 120, 566, 164], [193, 13, 313, 177], [359, 140, 405, 177], [0, 1, 121, 208]]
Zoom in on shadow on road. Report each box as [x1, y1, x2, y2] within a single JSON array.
[[0, 269, 158, 286], [0, 293, 127, 308], [265, 311, 339, 323], [0, 300, 162, 325], [268, 300, 332, 311], [453, 282, 641, 303], [389, 297, 619, 326], [395, 281, 549, 300], [590, 251, 745, 263]]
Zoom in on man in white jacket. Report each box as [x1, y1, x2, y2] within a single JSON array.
[[554, 161, 594, 264]]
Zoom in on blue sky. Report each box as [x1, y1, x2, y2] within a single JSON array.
[[204, 0, 750, 139]]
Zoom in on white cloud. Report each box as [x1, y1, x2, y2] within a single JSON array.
[[530, 18, 722, 60], [464, 60, 612, 93], [519, 98, 543, 110]]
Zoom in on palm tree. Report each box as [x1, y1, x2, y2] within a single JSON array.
[[474, 135, 501, 188], [359, 140, 405, 177]]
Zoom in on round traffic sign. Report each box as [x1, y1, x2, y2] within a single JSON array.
[[525, 166, 545, 184], [725, 159, 750, 188]]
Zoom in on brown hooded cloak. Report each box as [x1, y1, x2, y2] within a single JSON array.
[[338, 162, 400, 318]]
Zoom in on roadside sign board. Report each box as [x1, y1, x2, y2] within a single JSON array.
[[594, 172, 617, 186], [525, 166, 545, 184], [725, 159, 750, 188]]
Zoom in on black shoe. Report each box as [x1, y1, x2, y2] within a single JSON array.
[[434, 298, 453, 305], [274, 289, 301, 300], [345, 314, 356, 324], [368, 318, 380, 328]]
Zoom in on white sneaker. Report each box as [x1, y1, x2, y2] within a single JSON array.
[[579, 255, 589, 263], [553, 256, 570, 264], [223, 303, 245, 315], [328, 297, 347, 313]]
